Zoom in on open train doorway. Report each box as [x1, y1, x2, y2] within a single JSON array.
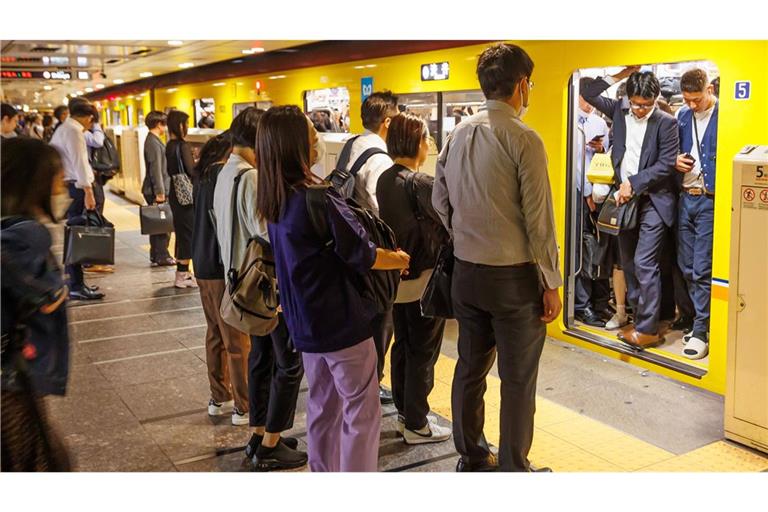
[[563, 60, 720, 378]]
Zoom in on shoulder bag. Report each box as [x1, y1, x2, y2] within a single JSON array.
[[171, 142, 194, 206]]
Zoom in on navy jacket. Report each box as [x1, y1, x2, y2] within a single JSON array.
[[581, 78, 680, 227], [677, 103, 718, 193]]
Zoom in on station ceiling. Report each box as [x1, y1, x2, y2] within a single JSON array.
[[0, 40, 312, 109]]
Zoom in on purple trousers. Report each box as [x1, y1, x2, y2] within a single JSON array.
[[302, 338, 381, 472]]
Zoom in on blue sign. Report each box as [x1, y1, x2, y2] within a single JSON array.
[[361, 77, 374, 103], [735, 81, 751, 100]]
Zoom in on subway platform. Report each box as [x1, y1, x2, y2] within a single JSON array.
[[46, 191, 768, 472]]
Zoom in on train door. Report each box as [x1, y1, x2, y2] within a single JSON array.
[[442, 90, 485, 147], [563, 61, 720, 379]]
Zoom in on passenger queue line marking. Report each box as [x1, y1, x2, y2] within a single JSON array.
[[78, 324, 207, 344], [91, 344, 205, 365], [70, 306, 203, 325], [70, 291, 199, 309]]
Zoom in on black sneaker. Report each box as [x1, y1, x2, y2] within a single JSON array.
[[252, 440, 308, 472], [379, 386, 394, 405], [244, 433, 300, 459], [456, 454, 498, 472]]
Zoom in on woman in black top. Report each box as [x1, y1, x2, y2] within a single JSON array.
[[1, 138, 72, 471], [191, 132, 253, 426], [165, 110, 197, 288], [376, 113, 452, 445]]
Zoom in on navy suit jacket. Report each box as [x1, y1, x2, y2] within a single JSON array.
[[581, 78, 680, 227]]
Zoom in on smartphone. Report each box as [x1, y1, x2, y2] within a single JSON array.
[[682, 152, 697, 164], [590, 135, 604, 142]]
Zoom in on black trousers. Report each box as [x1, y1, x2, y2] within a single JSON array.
[[575, 197, 611, 313], [92, 176, 105, 214], [142, 193, 172, 263], [391, 301, 446, 430], [65, 183, 85, 288], [451, 259, 546, 472], [248, 314, 304, 432], [371, 308, 394, 383]]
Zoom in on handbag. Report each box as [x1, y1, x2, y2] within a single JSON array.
[[171, 142, 194, 206], [420, 244, 454, 319], [596, 191, 638, 236], [63, 210, 115, 265], [140, 202, 174, 235]]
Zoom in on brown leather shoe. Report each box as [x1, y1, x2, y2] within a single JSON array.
[[618, 328, 662, 349]]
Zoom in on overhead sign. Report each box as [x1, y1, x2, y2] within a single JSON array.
[[421, 62, 449, 81], [1, 70, 34, 79], [361, 76, 374, 103], [77, 71, 90, 80], [43, 70, 72, 80]]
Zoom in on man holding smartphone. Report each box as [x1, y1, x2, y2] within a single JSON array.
[[574, 78, 611, 327], [674, 68, 718, 360]]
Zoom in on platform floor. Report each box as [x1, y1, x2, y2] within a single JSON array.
[[45, 192, 768, 472]]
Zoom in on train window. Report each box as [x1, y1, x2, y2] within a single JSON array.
[[304, 87, 351, 133], [398, 92, 439, 143], [442, 90, 485, 145], [565, 60, 720, 370]]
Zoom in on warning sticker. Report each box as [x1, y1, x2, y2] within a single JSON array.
[[743, 188, 755, 201], [761, 189, 768, 204], [743, 186, 768, 211]]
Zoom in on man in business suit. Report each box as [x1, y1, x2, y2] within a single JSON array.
[[581, 67, 679, 348]]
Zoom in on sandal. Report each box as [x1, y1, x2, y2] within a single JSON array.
[[682, 336, 708, 360]]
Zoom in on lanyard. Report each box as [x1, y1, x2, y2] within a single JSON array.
[[692, 114, 704, 160]]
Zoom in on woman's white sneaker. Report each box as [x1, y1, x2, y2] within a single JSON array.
[[605, 312, 629, 330], [208, 398, 233, 416], [403, 419, 452, 445], [232, 407, 249, 426]]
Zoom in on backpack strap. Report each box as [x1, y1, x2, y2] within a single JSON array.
[[403, 170, 424, 221], [349, 146, 388, 177], [333, 135, 360, 174], [228, 168, 255, 283], [305, 185, 333, 247]]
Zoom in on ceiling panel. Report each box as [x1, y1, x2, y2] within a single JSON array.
[[0, 40, 312, 108]]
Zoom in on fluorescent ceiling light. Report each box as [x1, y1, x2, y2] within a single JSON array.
[[76, 90, 84, 95], [95, 84, 105, 89], [365, 64, 377, 68], [168, 40, 183, 46], [213, 82, 226, 87], [269, 75, 286, 80], [85, 87, 94, 93], [43, 85, 53, 91], [242, 47, 265, 55], [139, 72, 153, 78], [353, 65, 365, 69], [166, 88, 178, 93], [179, 62, 194, 69], [113, 79, 124, 84]]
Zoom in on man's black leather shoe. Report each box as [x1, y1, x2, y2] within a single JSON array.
[[379, 386, 394, 405], [671, 317, 693, 332], [575, 307, 606, 327], [69, 286, 105, 301], [456, 454, 498, 472]]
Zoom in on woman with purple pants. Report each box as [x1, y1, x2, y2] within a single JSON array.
[[254, 105, 410, 471]]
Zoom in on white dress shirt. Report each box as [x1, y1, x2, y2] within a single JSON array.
[[49, 117, 94, 189], [84, 122, 106, 149], [620, 107, 654, 185], [347, 130, 394, 215], [576, 109, 610, 197], [678, 100, 716, 188]]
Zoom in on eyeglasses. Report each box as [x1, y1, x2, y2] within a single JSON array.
[[528, 79, 535, 90], [629, 101, 654, 111]]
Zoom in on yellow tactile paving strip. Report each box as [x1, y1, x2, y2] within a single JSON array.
[[104, 192, 768, 472], [382, 351, 768, 472]]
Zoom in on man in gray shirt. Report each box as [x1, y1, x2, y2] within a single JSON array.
[[433, 43, 562, 472]]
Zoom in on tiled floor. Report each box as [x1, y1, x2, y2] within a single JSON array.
[[44, 192, 768, 472]]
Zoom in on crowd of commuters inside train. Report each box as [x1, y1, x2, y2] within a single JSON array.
[[1, 42, 717, 472]]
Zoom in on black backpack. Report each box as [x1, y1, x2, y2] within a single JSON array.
[[326, 135, 388, 199], [305, 184, 400, 314], [89, 135, 121, 179]]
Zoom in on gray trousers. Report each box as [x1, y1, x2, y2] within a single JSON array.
[[451, 259, 546, 472]]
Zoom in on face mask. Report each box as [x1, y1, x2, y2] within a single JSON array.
[[51, 192, 72, 222], [312, 136, 326, 168], [517, 79, 530, 119]]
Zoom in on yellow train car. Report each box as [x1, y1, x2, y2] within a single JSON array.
[[92, 40, 768, 394]]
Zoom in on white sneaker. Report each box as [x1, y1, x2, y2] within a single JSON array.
[[605, 312, 629, 330], [208, 398, 233, 416], [232, 407, 249, 426], [682, 336, 709, 360], [403, 418, 452, 445], [174, 271, 198, 289]]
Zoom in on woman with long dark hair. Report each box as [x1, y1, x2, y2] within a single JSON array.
[[1, 138, 71, 471], [376, 113, 451, 445], [191, 132, 252, 425], [255, 105, 410, 472], [165, 110, 197, 288]]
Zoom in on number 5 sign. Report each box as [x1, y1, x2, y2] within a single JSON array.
[[735, 81, 751, 100]]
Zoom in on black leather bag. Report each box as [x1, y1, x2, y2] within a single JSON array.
[[63, 210, 115, 265], [140, 202, 174, 235], [597, 194, 638, 236], [420, 244, 454, 319]]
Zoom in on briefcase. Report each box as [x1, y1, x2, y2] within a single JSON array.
[[140, 203, 174, 235], [597, 194, 638, 236], [420, 244, 454, 319], [63, 218, 115, 265]]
